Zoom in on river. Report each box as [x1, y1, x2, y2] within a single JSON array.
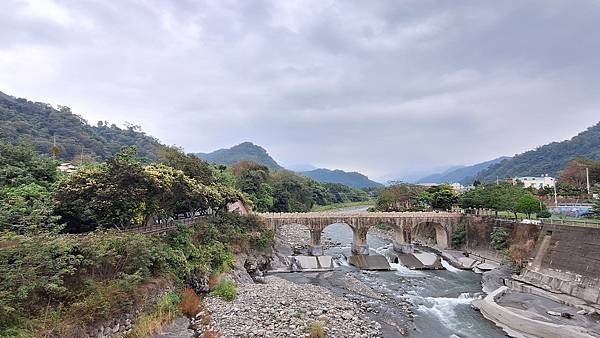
[[280, 221, 507, 337]]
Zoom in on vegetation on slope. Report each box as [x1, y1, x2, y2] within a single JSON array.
[[471, 122, 600, 183], [196, 142, 283, 170], [229, 161, 370, 213], [0, 91, 162, 161], [299, 168, 383, 189]]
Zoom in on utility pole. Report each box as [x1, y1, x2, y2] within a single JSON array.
[[553, 179, 558, 206], [586, 167, 591, 195], [52, 135, 57, 159], [80, 145, 84, 166]]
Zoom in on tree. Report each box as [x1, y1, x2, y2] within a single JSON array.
[[428, 185, 459, 211], [490, 227, 509, 250], [0, 183, 61, 234], [0, 142, 61, 234], [0, 142, 59, 188], [157, 146, 215, 185], [55, 147, 245, 232], [515, 194, 541, 218], [375, 184, 426, 211], [451, 224, 466, 248], [271, 171, 313, 212], [231, 161, 274, 212], [55, 147, 149, 232]]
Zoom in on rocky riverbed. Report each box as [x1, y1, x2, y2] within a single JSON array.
[[195, 276, 382, 337]]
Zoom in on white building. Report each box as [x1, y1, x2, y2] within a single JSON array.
[[514, 175, 555, 189], [58, 162, 77, 174]]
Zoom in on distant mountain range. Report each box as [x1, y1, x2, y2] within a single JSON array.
[[472, 121, 600, 182], [195, 142, 382, 188], [195, 142, 283, 170], [299, 168, 384, 189], [416, 157, 509, 184]]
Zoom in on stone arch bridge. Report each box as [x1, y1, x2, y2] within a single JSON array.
[[260, 212, 467, 256]]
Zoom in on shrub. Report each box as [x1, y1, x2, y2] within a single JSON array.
[[125, 291, 181, 338], [508, 239, 536, 268], [451, 224, 466, 248], [537, 210, 551, 218], [376, 223, 391, 231], [180, 287, 201, 318], [209, 278, 237, 301], [202, 330, 220, 338], [490, 227, 509, 251], [307, 320, 326, 338]]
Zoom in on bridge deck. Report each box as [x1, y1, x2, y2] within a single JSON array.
[[259, 211, 464, 219]]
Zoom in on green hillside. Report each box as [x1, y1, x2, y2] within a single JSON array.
[[195, 142, 283, 170], [472, 122, 600, 182], [0, 91, 162, 161], [300, 168, 383, 189]]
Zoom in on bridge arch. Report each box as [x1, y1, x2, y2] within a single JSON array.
[[261, 211, 465, 255], [412, 221, 449, 249]]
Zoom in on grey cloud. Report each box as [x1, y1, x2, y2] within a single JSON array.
[[1, 0, 599, 181]]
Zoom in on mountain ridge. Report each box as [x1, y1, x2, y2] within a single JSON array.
[[416, 157, 509, 184], [195, 142, 283, 170], [299, 168, 383, 189], [0, 90, 163, 160], [472, 121, 600, 182]]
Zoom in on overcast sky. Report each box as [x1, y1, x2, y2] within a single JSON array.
[[1, 0, 599, 181]]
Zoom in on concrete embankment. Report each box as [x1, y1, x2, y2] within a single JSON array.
[[474, 286, 600, 338]]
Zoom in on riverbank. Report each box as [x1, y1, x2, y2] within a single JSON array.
[[197, 275, 382, 337]]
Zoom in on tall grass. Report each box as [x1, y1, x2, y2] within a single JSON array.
[[124, 292, 181, 338]]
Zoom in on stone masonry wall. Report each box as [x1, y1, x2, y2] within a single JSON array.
[[464, 217, 541, 251]]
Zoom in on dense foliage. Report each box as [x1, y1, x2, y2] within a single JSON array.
[[490, 227, 509, 250], [472, 122, 600, 183], [0, 91, 162, 161], [558, 158, 600, 195], [299, 168, 383, 189], [0, 212, 272, 336], [459, 182, 543, 218], [451, 224, 466, 248], [0, 143, 62, 234], [374, 183, 458, 211], [230, 161, 370, 213], [55, 147, 244, 232]]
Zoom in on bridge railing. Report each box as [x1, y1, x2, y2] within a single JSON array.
[[539, 218, 600, 229]]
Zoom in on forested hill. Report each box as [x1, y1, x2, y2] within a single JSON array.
[[472, 121, 600, 183], [195, 142, 283, 170], [300, 168, 383, 189], [416, 156, 509, 184], [0, 91, 162, 160]]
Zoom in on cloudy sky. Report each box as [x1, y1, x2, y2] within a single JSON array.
[[1, 0, 599, 181]]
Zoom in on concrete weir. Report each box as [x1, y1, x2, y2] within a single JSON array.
[[290, 255, 335, 272], [347, 255, 391, 270]]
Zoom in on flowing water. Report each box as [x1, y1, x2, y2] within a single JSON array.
[[319, 223, 506, 338]]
